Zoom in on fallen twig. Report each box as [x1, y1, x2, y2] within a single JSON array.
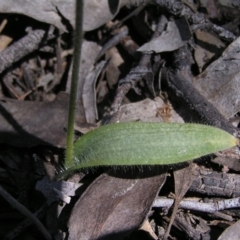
[[0, 29, 46, 74], [153, 197, 240, 213], [111, 14, 168, 113], [0, 184, 51, 240]]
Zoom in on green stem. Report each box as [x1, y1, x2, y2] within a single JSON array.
[[65, 0, 84, 167]]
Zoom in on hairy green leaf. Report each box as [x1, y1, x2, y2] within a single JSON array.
[[59, 123, 238, 178]]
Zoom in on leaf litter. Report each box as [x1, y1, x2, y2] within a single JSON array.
[[1, 0, 240, 240]]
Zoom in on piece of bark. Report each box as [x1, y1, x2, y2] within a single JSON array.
[[67, 171, 166, 240], [166, 45, 237, 135], [0, 29, 46, 74], [189, 168, 240, 197], [167, 69, 236, 135]]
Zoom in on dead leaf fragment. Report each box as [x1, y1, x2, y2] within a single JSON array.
[[82, 61, 107, 123], [211, 156, 240, 172], [105, 47, 124, 89], [35, 176, 82, 205], [194, 30, 225, 72], [119, 97, 184, 123], [218, 219, 240, 240], [194, 36, 240, 118], [67, 172, 166, 240], [0, 92, 86, 148], [138, 17, 191, 53], [0, 0, 123, 32], [163, 163, 198, 239]]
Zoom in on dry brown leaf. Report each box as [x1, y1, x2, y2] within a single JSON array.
[[218, 219, 240, 240], [67, 171, 166, 240], [194, 36, 240, 118], [0, 92, 88, 147], [0, 0, 123, 32], [138, 17, 191, 53], [163, 163, 198, 239]]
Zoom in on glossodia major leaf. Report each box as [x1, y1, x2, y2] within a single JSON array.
[[59, 122, 239, 178]]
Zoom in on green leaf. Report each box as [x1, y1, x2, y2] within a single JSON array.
[[59, 123, 238, 178]]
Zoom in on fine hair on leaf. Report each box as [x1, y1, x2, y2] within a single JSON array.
[[57, 122, 239, 179]]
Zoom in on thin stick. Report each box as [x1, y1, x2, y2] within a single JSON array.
[[65, 0, 84, 166], [0, 184, 51, 240], [153, 197, 240, 213]]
